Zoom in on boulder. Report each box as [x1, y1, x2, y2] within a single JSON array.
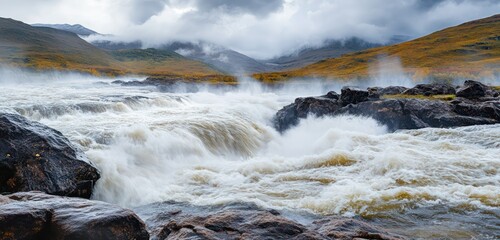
[[402, 83, 455, 96], [0, 191, 149, 240], [273, 81, 500, 132], [135, 201, 404, 240], [0, 113, 100, 198], [455, 80, 498, 99], [274, 97, 339, 132], [381, 86, 409, 95], [338, 98, 497, 131], [451, 99, 500, 120], [370, 86, 408, 95], [340, 87, 370, 106], [323, 91, 340, 100], [313, 218, 403, 240]]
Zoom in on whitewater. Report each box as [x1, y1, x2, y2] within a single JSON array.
[[0, 73, 498, 239]]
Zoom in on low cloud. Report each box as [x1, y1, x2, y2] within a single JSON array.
[[1, 0, 499, 59], [129, 0, 168, 24]]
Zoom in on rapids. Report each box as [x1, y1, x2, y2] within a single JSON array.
[[0, 75, 498, 239]]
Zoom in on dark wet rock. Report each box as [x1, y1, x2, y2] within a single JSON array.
[[456, 80, 498, 99], [0, 191, 149, 240], [371, 86, 408, 95], [111, 80, 125, 84], [337, 98, 497, 131], [341, 87, 370, 106], [274, 81, 500, 132], [135, 201, 404, 240], [274, 97, 340, 132], [323, 91, 340, 100], [402, 83, 456, 96], [451, 98, 500, 120], [313, 218, 403, 240], [0, 113, 99, 198]]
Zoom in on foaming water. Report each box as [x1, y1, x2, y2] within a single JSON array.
[[1, 76, 499, 239]]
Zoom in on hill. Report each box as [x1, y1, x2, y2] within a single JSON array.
[[264, 37, 383, 70], [161, 41, 276, 74], [253, 14, 500, 82], [31, 23, 98, 36], [0, 18, 227, 79], [91, 40, 275, 74]]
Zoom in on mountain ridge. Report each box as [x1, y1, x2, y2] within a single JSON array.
[[254, 14, 500, 82], [0, 17, 228, 79], [31, 23, 98, 36]]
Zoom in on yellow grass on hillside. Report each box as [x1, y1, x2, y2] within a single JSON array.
[[0, 18, 233, 81], [253, 14, 500, 82]]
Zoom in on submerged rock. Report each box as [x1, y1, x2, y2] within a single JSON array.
[[0, 113, 100, 198], [0, 191, 149, 240], [135, 201, 404, 240], [274, 81, 500, 132]]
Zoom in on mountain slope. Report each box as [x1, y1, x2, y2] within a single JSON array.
[[0, 18, 121, 74], [162, 41, 276, 74], [92, 40, 275, 74], [0, 18, 225, 77], [31, 23, 98, 36], [254, 15, 500, 82], [265, 37, 383, 70]]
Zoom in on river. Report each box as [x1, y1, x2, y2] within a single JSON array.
[[0, 73, 498, 239]]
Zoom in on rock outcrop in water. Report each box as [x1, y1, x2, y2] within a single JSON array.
[[0, 113, 100, 198], [0, 191, 149, 240], [135, 201, 404, 240], [0, 192, 405, 240], [274, 80, 500, 132]]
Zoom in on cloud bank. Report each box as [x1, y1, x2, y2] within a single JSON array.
[[0, 0, 499, 59]]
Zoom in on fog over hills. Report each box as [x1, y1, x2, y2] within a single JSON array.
[[0, 17, 224, 77], [254, 14, 500, 81], [85, 34, 408, 74]]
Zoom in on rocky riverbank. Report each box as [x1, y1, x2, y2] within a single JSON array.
[[0, 112, 405, 239], [274, 80, 500, 132]]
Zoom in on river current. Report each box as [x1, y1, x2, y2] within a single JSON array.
[[0, 72, 498, 239]]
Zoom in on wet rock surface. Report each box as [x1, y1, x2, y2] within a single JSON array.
[[274, 80, 500, 132], [0, 113, 100, 198], [456, 80, 499, 99], [135, 201, 405, 240], [0, 191, 149, 240], [402, 83, 456, 96], [340, 87, 371, 106]]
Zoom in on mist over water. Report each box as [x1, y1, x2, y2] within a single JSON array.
[[0, 71, 499, 238]]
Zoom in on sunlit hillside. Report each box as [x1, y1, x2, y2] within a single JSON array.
[[253, 14, 500, 82]]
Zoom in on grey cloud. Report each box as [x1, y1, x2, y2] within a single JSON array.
[[193, 0, 284, 17], [129, 0, 168, 24], [1, 0, 499, 59], [415, 0, 499, 10]]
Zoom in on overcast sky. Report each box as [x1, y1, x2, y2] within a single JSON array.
[[0, 0, 498, 59]]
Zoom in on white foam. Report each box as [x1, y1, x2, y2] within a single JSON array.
[[0, 75, 498, 216]]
